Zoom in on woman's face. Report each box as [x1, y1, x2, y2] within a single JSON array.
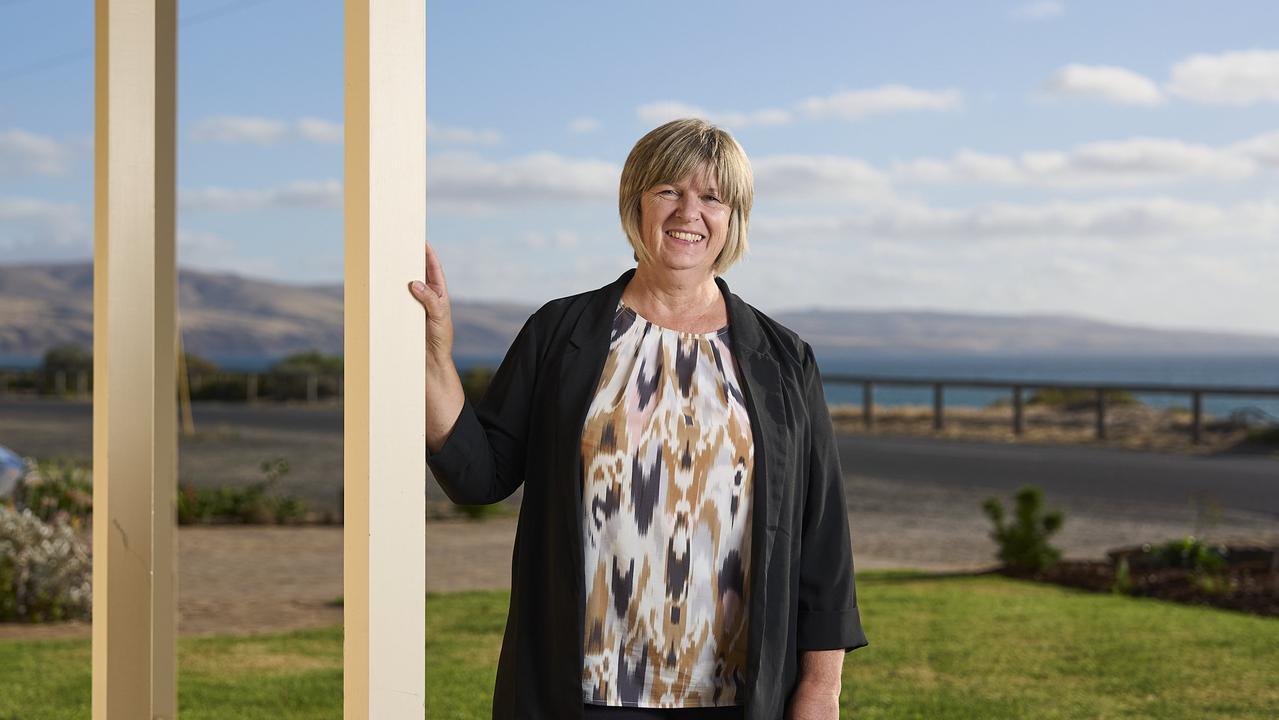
[[638, 165, 730, 278]]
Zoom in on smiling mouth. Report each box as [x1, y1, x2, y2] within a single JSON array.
[[666, 230, 705, 244]]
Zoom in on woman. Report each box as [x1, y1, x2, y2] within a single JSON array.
[[410, 118, 867, 720]]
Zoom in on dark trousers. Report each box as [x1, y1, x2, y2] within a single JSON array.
[[582, 704, 745, 720]]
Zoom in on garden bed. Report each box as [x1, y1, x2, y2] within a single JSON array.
[[1000, 545, 1279, 618]]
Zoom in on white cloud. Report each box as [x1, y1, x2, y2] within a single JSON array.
[[568, 117, 601, 134], [1011, 1, 1064, 20], [1167, 50, 1279, 105], [180, 180, 342, 211], [188, 115, 344, 144], [0, 196, 87, 251], [523, 230, 581, 249], [427, 151, 618, 211], [799, 85, 963, 120], [177, 229, 280, 276], [1043, 64, 1163, 105], [427, 120, 503, 146], [637, 101, 793, 129], [296, 117, 343, 144], [753, 155, 898, 205], [755, 196, 1274, 247], [190, 115, 290, 144], [0, 129, 71, 178], [636, 85, 962, 130], [744, 195, 1279, 334], [1231, 130, 1279, 166], [894, 136, 1256, 188]]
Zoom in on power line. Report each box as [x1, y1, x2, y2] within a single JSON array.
[[0, 0, 283, 84]]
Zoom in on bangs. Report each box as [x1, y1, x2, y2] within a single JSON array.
[[635, 127, 752, 212]]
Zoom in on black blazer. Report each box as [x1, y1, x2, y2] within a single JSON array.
[[428, 268, 867, 720]]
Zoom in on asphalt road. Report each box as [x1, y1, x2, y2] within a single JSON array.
[[2, 397, 1276, 519], [837, 433, 1279, 519]]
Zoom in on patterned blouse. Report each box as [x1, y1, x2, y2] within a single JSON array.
[[579, 299, 755, 708]]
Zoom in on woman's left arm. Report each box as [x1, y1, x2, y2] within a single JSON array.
[[788, 342, 869, 715]]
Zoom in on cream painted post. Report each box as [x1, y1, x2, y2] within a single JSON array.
[[92, 1, 178, 718], [344, 0, 428, 717]]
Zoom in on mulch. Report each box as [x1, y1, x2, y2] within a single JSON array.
[[999, 548, 1279, 618]]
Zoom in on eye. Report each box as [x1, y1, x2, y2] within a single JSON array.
[[658, 189, 678, 198], [703, 194, 722, 204]]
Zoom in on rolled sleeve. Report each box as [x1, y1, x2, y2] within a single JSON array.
[[796, 342, 868, 652]]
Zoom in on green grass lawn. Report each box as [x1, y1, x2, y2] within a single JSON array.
[[2, 570, 1276, 719]]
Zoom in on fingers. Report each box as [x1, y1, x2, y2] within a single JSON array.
[[408, 278, 440, 313], [424, 240, 448, 295]]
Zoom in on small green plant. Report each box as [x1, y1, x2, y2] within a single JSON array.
[[176, 457, 307, 525], [1110, 556, 1132, 595], [1245, 426, 1279, 445], [1154, 535, 1226, 573], [454, 502, 503, 521], [981, 485, 1065, 573]]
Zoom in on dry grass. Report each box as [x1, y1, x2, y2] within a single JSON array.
[[829, 403, 1271, 455]]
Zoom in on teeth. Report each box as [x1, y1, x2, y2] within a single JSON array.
[[668, 230, 703, 243]]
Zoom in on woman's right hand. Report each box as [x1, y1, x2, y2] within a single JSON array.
[[408, 240, 454, 361], [409, 241, 466, 453]]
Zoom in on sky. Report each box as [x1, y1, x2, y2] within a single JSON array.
[[2, 0, 1279, 335]]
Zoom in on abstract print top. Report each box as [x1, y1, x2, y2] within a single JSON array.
[[580, 299, 755, 708]]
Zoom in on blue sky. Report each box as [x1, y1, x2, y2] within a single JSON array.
[[3, 0, 1279, 335]]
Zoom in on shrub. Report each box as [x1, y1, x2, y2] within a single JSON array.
[[39, 344, 92, 395], [981, 485, 1065, 573], [269, 350, 343, 375], [14, 459, 92, 528], [454, 503, 503, 521], [0, 506, 92, 622], [1153, 535, 1226, 573], [177, 457, 307, 525], [460, 367, 495, 405], [1028, 388, 1140, 411]]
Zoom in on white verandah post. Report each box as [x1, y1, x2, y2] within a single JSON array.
[[92, 1, 179, 718], [344, 0, 428, 717]]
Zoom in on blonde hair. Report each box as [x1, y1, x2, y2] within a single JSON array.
[[618, 118, 753, 275]]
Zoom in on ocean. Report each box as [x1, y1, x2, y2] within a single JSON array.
[[814, 354, 1279, 420], [456, 352, 1279, 421]]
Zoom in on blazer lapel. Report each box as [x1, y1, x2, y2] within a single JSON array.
[[718, 274, 786, 699]]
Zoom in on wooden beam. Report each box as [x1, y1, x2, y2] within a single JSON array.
[[92, 1, 178, 717], [344, 0, 427, 717]]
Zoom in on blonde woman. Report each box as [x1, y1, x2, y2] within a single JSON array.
[[411, 118, 866, 720]]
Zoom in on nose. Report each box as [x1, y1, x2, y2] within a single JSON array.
[[674, 192, 700, 222]]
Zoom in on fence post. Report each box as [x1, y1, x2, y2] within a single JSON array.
[[1191, 391, 1203, 444], [932, 383, 944, 431], [1095, 388, 1107, 440], [862, 381, 875, 429], [1012, 385, 1024, 435], [247, 373, 258, 404], [307, 373, 319, 403]]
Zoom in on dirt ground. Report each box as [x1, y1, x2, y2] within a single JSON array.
[[4, 469, 1276, 642]]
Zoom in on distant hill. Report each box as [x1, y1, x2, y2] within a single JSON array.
[[2, 262, 1278, 364]]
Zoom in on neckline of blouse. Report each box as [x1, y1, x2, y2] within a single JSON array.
[[617, 299, 731, 339]]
